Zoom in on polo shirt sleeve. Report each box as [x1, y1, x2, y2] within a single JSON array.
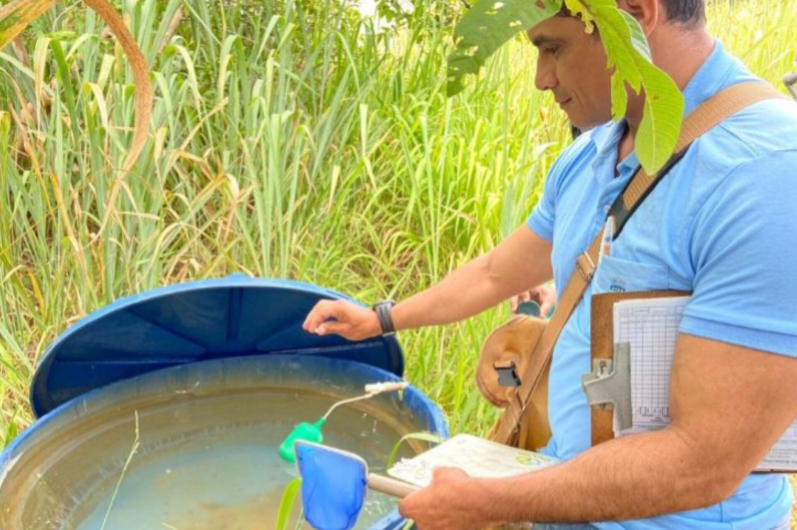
[[680, 149, 797, 357], [526, 152, 566, 242]]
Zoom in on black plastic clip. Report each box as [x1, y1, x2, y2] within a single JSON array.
[[494, 360, 522, 388]]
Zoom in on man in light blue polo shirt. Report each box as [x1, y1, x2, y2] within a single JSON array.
[[303, 0, 797, 528]]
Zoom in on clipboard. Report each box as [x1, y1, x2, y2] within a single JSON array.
[[586, 290, 687, 446], [584, 290, 797, 473]]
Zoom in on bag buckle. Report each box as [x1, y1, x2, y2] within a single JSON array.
[[576, 251, 596, 282], [493, 360, 522, 388]]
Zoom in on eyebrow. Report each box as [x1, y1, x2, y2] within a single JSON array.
[[530, 35, 561, 48]]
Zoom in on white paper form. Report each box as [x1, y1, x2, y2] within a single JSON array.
[[611, 296, 797, 471], [760, 421, 797, 471], [388, 434, 558, 487], [612, 297, 688, 433]]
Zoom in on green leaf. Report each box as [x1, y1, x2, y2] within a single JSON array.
[[592, 7, 683, 172], [2, 417, 18, 450], [621, 8, 651, 61], [447, 0, 562, 97], [562, 0, 596, 31], [276, 477, 303, 530], [635, 59, 684, 173], [610, 68, 629, 120], [386, 432, 445, 469]]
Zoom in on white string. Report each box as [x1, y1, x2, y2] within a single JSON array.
[[322, 392, 377, 420], [321, 381, 409, 420]]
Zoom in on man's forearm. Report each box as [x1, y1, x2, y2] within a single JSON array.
[[474, 428, 736, 525], [391, 254, 531, 331], [388, 226, 553, 333], [392, 255, 498, 330]]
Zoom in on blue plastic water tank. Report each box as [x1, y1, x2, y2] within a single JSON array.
[[0, 276, 448, 530]]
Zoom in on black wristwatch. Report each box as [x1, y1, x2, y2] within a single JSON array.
[[372, 300, 396, 336]]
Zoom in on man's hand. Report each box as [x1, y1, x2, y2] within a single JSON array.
[[399, 468, 497, 530], [509, 285, 556, 317], [302, 299, 381, 340]]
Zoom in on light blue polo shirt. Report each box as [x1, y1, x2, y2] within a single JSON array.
[[526, 40, 797, 529]]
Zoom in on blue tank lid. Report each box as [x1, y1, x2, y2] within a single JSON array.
[[30, 275, 404, 418]]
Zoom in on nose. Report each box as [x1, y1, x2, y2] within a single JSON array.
[[534, 54, 557, 92]]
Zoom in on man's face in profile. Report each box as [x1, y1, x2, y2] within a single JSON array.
[[528, 15, 615, 130]]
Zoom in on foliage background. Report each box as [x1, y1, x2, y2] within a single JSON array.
[[0, 0, 795, 525]]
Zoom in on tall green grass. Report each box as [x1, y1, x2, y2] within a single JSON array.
[[1, 0, 796, 523], [0, 0, 563, 434]]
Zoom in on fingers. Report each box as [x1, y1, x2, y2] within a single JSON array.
[[398, 467, 468, 516], [509, 291, 532, 314], [302, 300, 343, 334], [511, 286, 564, 317], [315, 321, 347, 337], [539, 286, 557, 317], [526, 287, 543, 304], [302, 299, 382, 340], [397, 491, 416, 519], [432, 466, 468, 480]]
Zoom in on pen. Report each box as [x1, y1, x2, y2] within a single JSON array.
[[598, 216, 614, 265]]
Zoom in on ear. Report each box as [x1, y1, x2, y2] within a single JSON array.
[[617, 0, 661, 37]]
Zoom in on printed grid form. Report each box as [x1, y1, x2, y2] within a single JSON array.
[[762, 421, 797, 470], [612, 297, 687, 431], [611, 296, 797, 471]]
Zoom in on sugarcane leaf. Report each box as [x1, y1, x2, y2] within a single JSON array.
[[0, 0, 58, 48], [81, 0, 153, 173], [1, 0, 153, 173], [386, 432, 445, 469]]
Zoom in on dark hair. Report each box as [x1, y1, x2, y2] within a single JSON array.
[[660, 0, 705, 25], [559, 1, 705, 26]]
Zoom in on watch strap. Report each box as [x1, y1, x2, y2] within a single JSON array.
[[373, 300, 396, 335]]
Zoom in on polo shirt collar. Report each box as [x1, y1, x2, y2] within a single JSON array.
[[681, 40, 739, 115], [589, 120, 626, 182], [588, 39, 740, 179]]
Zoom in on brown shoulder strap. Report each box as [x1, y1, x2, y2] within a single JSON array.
[[492, 81, 787, 444]]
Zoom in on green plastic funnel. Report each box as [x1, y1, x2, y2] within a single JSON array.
[[279, 418, 325, 463]]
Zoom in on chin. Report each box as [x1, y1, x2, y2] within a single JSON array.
[[565, 104, 614, 131], [570, 115, 611, 132]]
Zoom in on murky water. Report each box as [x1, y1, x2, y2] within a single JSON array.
[[2, 389, 421, 530]]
